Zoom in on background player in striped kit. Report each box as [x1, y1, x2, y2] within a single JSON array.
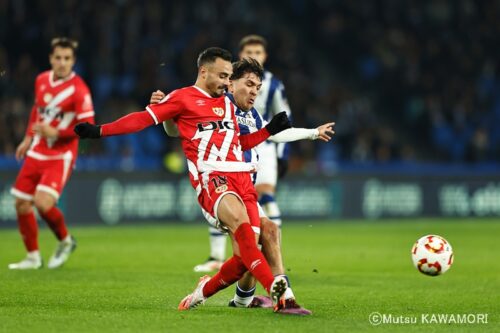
[[194, 35, 294, 273], [9, 38, 95, 270]]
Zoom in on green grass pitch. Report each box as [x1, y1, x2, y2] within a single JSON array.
[[0, 219, 498, 332]]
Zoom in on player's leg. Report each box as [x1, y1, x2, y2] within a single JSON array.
[[180, 174, 286, 310], [208, 193, 278, 291], [257, 184, 282, 226], [229, 217, 311, 314], [180, 196, 286, 310], [230, 216, 282, 308], [8, 198, 42, 269], [34, 158, 76, 269], [192, 226, 225, 272], [252, 219, 311, 314], [9, 158, 42, 270], [255, 143, 282, 226]]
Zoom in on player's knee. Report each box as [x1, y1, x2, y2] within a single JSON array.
[[33, 196, 54, 213], [15, 199, 33, 214]]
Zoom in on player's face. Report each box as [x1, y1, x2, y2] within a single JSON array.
[[239, 44, 267, 66], [49, 46, 75, 80], [230, 72, 262, 111], [203, 58, 232, 97]]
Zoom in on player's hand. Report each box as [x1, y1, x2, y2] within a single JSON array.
[[15, 137, 32, 161], [265, 112, 291, 135], [33, 123, 59, 139], [74, 122, 101, 139], [150, 90, 166, 104], [316, 122, 335, 142], [277, 158, 288, 179]]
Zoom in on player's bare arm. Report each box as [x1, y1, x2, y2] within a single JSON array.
[[15, 136, 33, 161]]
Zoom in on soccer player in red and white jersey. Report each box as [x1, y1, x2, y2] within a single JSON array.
[[75, 47, 292, 312], [9, 38, 95, 270]]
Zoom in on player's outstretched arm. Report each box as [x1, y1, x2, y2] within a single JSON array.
[[75, 111, 155, 139], [269, 122, 335, 143]]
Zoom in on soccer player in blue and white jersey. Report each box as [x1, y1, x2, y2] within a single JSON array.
[[153, 59, 333, 314], [194, 35, 297, 273]]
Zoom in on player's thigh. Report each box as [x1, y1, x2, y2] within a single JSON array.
[[11, 157, 41, 201], [37, 158, 73, 202], [216, 193, 249, 233], [201, 206, 229, 234]]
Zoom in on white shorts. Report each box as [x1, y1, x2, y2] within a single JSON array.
[[202, 202, 267, 234], [255, 141, 277, 187]]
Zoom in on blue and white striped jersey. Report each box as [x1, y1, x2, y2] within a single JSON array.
[[252, 70, 292, 160], [226, 93, 266, 183]]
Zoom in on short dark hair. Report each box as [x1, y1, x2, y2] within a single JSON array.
[[239, 35, 267, 51], [197, 47, 232, 68], [230, 58, 264, 81], [50, 37, 78, 55]]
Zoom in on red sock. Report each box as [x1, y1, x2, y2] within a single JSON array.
[[17, 211, 38, 252], [40, 206, 68, 241], [234, 223, 274, 293], [202, 255, 247, 298]]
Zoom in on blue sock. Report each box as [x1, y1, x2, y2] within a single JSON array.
[[232, 283, 256, 307]]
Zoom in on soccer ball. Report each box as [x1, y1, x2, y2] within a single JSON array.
[[411, 235, 453, 276]]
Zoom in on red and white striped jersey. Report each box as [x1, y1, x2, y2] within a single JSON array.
[[26, 70, 95, 160], [146, 86, 258, 177]]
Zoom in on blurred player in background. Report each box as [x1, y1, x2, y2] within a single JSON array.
[[195, 35, 293, 273], [9, 38, 95, 270]]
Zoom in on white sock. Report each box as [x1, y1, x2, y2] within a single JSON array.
[[260, 194, 282, 226], [27, 250, 41, 260], [62, 234, 72, 243], [209, 227, 226, 261]]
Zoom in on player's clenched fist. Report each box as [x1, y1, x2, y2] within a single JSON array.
[[75, 122, 101, 139], [265, 111, 292, 135], [150, 90, 166, 104]]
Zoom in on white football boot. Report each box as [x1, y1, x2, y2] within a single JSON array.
[[270, 275, 288, 312], [48, 236, 77, 269], [178, 275, 211, 310], [8, 252, 43, 270]]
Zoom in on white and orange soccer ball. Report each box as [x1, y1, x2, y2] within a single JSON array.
[[411, 235, 454, 276]]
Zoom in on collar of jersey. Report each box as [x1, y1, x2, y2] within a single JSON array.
[[49, 71, 75, 87]]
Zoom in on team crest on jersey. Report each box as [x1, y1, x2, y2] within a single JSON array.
[[212, 107, 224, 116], [215, 184, 228, 193], [43, 93, 53, 103]]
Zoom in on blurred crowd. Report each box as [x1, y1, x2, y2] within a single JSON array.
[[1, 0, 499, 173]]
